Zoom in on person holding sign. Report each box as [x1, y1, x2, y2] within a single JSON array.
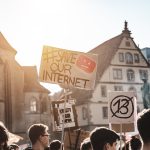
[[25, 123, 50, 150], [90, 127, 120, 150], [137, 109, 150, 150]]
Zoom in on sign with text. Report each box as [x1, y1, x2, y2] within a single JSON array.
[[108, 92, 137, 124], [39, 46, 98, 90], [52, 99, 77, 131]]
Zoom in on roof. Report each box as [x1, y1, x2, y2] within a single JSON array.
[[72, 21, 148, 101], [71, 34, 123, 102], [89, 34, 123, 80], [0, 32, 17, 54], [88, 21, 145, 80], [23, 66, 50, 93]]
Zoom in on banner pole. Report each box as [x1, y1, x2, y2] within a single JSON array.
[[60, 88, 67, 150], [120, 123, 122, 150]]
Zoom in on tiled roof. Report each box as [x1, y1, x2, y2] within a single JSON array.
[[0, 32, 16, 54], [72, 34, 123, 102], [89, 34, 123, 80], [72, 22, 133, 100], [23, 66, 50, 93]]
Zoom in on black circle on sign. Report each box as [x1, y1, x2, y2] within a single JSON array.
[[110, 95, 134, 119]]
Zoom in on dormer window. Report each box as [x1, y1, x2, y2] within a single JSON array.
[[119, 53, 124, 62], [134, 54, 139, 63], [126, 52, 133, 64], [125, 41, 130, 47]]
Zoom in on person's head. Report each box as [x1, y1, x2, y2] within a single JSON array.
[[9, 143, 19, 150], [28, 123, 49, 147], [90, 127, 120, 150], [130, 136, 142, 150], [137, 109, 150, 144], [0, 122, 9, 149], [49, 140, 62, 150], [80, 138, 92, 150]]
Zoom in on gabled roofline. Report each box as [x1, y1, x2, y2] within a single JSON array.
[[0, 32, 17, 54]]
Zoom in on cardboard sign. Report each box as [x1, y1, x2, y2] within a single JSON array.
[[64, 129, 90, 150], [39, 46, 98, 90], [110, 123, 135, 133], [52, 99, 77, 131], [108, 92, 137, 124]]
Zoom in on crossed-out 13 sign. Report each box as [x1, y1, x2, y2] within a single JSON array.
[[108, 92, 137, 124]]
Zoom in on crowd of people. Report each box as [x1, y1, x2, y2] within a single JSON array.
[[1, 108, 150, 150]]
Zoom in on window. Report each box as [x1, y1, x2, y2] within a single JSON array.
[[126, 52, 133, 64], [139, 70, 148, 80], [114, 86, 123, 91], [30, 98, 37, 112], [82, 107, 87, 120], [113, 69, 122, 79], [134, 54, 139, 63], [102, 107, 108, 119], [128, 86, 137, 97], [101, 85, 107, 97], [127, 69, 135, 81], [125, 41, 131, 47], [41, 98, 47, 113], [119, 53, 124, 62], [128, 86, 136, 92]]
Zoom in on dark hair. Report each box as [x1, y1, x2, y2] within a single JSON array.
[[90, 127, 120, 150], [130, 136, 142, 150], [0, 125, 9, 144], [137, 109, 150, 143], [80, 138, 91, 150], [0, 123, 9, 150], [9, 143, 19, 150], [49, 140, 62, 150], [28, 123, 48, 144]]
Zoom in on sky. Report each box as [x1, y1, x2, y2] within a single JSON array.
[[0, 0, 150, 93]]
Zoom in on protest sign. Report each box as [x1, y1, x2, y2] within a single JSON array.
[[108, 92, 137, 124], [39, 46, 98, 90], [110, 123, 135, 133], [51, 99, 77, 131], [64, 129, 90, 150]]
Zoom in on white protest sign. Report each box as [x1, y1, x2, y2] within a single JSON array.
[[108, 92, 137, 124], [52, 99, 77, 131], [39, 46, 98, 90], [58, 102, 75, 128]]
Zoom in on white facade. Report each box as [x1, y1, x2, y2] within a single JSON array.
[[75, 23, 150, 130]]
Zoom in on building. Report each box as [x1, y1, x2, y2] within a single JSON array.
[[75, 21, 150, 131], [0, 32, 51, 139], [141, 47, 150, 64]]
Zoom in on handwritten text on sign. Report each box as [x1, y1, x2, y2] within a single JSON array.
[[39, 46, 98, 90], [108, 92, 137, 124]]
